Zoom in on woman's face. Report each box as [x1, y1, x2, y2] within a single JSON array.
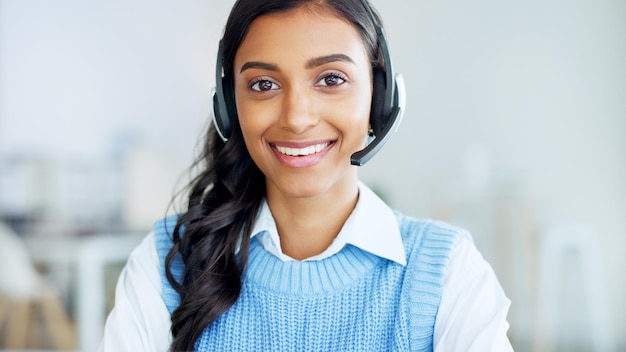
[[233, 6, 372, 200]]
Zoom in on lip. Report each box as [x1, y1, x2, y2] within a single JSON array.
[[269, 140, 336, 168]]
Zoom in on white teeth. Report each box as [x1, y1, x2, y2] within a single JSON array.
[[276, 142, 330, 156]]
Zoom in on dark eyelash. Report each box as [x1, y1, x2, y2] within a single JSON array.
[[248, 77, 265, 88], [325, 71, 348, 80]]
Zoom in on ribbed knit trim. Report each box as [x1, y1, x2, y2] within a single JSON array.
[[154, 216, 182, 314], [394, 212, 466, 350], [245, 236, 382, 294]]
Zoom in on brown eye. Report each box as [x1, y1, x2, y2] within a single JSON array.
[[250, 79, 278, 92], [316, 73, 346, 87], [325, 76, 341, 86]]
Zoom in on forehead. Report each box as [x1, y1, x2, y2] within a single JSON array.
[[234, 6, 369, 69]]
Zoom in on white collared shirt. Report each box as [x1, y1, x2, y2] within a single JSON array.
[[251, 182, 406, 265], [99, 183, 513, 352]]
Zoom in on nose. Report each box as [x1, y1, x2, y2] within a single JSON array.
[[280, 86, 319, 134]]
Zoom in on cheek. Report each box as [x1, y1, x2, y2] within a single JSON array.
[[238, 116, 265, 157], [238, 118, 268, 174], [235, 104, 260, 153], [236, 97, 266, 140], [234, 83, 278, 139], [236, 99, 278, 167], [335, 86, 372, 135]]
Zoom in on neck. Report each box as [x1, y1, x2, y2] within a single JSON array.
[[266, 181, 359, 260]]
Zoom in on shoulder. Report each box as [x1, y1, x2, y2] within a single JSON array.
[[152, 215, 185, 314], [153, 215, 180, 240], [100, 231, 172, 351], [153, 215, 181, 254], [393, 211, 472, 255], [391, 213, 476, 346], [152, 214, 185, 268]]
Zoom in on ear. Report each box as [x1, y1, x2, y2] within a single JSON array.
[[370, 68, 386, 136]]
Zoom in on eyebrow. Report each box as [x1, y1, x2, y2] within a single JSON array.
[[239, 54, 354, 73], [240, 61, 279, 73], [305, 54, 354, 69]]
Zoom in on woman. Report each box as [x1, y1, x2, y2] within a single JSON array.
[[100, 0, 513, 351]]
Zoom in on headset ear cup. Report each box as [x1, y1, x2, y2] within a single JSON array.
[[222, 77, 237, 125], [370, 68, 387, 136], [212, 90, 223, 131], [213, 77, 237, 140]]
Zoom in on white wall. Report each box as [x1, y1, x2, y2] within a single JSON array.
[[365, 0, 626, 349], [0, 0, 234, 228], [1, 0, 624, 349], [0, 0, 232, 159]]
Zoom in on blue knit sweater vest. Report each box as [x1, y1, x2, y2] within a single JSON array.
[[155, 212, 466, 351]]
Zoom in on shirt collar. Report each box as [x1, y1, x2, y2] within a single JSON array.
[[248, 181, 406, 266]]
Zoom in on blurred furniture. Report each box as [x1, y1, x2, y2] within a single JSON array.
[[0, 286, 75, 349], [535, 223, 616, 352], [25, 232, 144, 352], [0, 222, 75, 350]]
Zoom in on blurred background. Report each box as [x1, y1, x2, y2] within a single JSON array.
[[0, 0, 624, 351]]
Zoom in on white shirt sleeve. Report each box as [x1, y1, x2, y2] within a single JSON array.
[[98, 232, 172, 352], [433, 237, 514, 352]]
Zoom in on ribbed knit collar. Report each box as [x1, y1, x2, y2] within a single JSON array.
[[248, 181, 406, 266], [245, 239, 384, 294]]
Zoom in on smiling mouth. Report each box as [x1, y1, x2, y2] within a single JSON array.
[[273, 141, 333, 156]]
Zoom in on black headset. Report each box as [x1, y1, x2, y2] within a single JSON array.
[[211, 0, 405, 166]]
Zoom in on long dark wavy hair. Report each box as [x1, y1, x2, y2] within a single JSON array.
[[165, 0, 384, 350]]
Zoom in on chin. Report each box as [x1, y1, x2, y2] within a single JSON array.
[[268, 168, 358, 201], [275, 181, 329, 199]]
